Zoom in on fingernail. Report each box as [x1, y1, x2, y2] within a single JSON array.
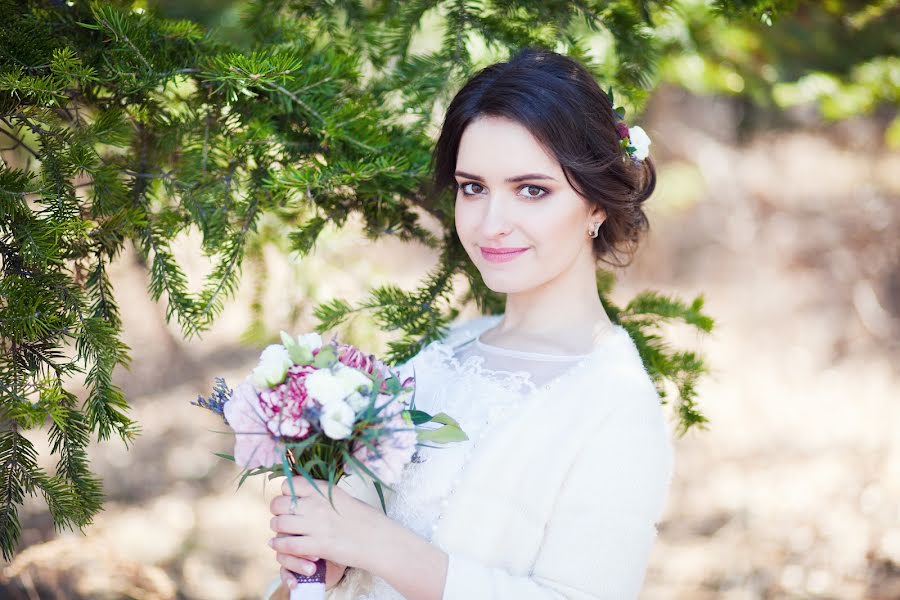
[[305, 565, 316, 576], [267, 539, 274, 548]]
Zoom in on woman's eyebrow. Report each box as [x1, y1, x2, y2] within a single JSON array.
[[454, 170, 558, 183]]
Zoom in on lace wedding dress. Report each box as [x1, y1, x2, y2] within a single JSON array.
[[263, 313, 673, 600], [353, 315, 604, 599]]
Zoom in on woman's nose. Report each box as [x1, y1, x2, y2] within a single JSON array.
[[478, 196, 513, 239]]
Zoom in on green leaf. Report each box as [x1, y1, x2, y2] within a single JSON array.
[[385, 375, 401, 395], [313, 345, 337, 368], [427, 412, 462, 429], [417, 423, 468, 444], [373, 480, 387, 514], [282, 332, 314, 365], [407, 409, 433, 425]]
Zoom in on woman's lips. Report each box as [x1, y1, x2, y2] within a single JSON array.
[[479, 246, 530, 263]]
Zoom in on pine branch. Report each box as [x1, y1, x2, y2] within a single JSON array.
[[0, 121, 39, 159], [0, 426, 44, 561], [0, 0, 748, 560]]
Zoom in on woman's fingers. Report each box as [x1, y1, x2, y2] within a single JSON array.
[[271, 494, 303, 516], [270, 534, 316, 559], [270, 513, 312, 535], [280, 566, 297, 590], [272, 531, 319, 562], [276, 552, 318, 577]]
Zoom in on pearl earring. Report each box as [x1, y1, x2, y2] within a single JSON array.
[[588, 221, 601, 238]]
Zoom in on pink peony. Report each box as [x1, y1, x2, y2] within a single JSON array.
[[224, 378, 283, 469]]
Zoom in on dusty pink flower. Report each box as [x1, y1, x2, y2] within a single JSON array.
[[345, 398, 417, 485], [224, 378, 283, 469]]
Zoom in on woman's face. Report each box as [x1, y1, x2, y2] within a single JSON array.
[[453, 115, 604, 294]]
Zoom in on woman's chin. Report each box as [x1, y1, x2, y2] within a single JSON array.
[[478, 272, 535, 295]]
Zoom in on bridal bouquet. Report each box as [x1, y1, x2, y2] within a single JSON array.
[[192, 331, 467, 600]]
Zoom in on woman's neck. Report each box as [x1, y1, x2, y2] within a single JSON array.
[[484, 254, 613, 355]]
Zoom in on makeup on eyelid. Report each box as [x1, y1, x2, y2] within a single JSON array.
[[458, 183, 549, 198]]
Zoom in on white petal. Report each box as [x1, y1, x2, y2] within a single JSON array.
[[629, 126, 651, 160], [320, 401, 355, 439], [296, 332, 323, 352], [305, 369, 346, 405], [346, 391, 369, 412], [335, 365, 373, 393]]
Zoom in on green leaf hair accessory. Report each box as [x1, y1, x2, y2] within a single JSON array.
[[606, 86, 651, 163]]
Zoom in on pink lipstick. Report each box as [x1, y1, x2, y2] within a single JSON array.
[[480, 246, 530, 263]]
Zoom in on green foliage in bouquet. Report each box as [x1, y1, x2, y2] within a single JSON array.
[[1, 0, 842, 561]]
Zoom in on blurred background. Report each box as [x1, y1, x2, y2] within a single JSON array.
[[3, 1, 898, 599]]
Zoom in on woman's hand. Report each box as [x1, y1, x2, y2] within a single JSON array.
[[270, 475, 450, 600], [268, 476, 385, 577], [272, 538, 347, 591], [267, 555, 347, 598]]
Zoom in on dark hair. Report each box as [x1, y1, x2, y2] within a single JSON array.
[[430, 47, 656, 267]]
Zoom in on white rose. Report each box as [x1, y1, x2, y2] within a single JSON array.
[[305, 369, 347, 405], [319, 400, 355, 440], [345, 391, 370, 413], [334, 364, 373, 395], [628, 126, 651, 160], [251, 344, 293, 388], [296, 332, 323, 352]]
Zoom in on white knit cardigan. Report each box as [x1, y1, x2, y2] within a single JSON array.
[[264, 317, 675, 599]]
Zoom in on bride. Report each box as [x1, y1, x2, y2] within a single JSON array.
[[264, 47, 673, 600]]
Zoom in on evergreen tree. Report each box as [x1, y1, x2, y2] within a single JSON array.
[[1, 0, 832, 560]]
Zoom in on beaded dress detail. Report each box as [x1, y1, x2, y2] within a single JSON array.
[[353, 315, 594, 600]]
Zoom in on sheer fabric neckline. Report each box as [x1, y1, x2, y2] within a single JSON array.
[[425, 315, 625, 395], [473, 317, 607, 361], [474, 335, 591, 361]]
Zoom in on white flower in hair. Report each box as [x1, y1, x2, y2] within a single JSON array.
[[628, 126, 651, 160]]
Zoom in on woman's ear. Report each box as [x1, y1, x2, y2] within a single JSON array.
[[590, 205, 607, 226]]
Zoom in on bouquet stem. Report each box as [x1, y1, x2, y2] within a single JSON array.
[[286, 448, 328, 599], [289, 558, 327, 599]]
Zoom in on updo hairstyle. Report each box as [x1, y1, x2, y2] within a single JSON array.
[[431, 47, 656, 267]]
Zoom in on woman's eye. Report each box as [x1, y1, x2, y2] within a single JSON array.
[[460, 182, 485, 195], [520, 185, 548, 199]]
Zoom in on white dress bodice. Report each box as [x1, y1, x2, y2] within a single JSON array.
[[264, 314, 674, 600], [359, 315, 589, 599]]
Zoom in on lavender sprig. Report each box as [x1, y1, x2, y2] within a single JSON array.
[[192, 376, 232, 423]]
